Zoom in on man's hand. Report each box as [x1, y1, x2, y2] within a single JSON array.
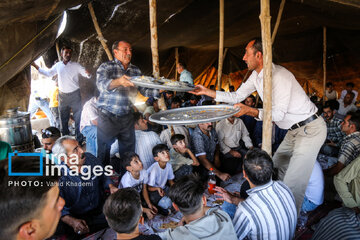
[[144, 208, 156, 220], [109, 184, 118, 194], [148, 203, 158, 214], [214, 186, 233, 203], [217, 171, 231, 181], [189, 84, 216, 98], [67, 217, 90, 235], [326, 140, 337, 147], [229, 149, 242, 158], [157, 187, 165, 197], [116, 75, 134, 87], [233, 103, 260, 118]]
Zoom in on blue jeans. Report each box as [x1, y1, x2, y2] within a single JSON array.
[[28, 96, 56, 127], [81, 125, 97, 157], [301, 196, 319, 213], [222, 201, 237, 219]]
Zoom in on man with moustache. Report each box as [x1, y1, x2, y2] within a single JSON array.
[[52, 136, 117, 239], [96, 41, 160, 167], [191, 38, 327, 212], [191, 122, 231, 181], [32, 46, 91, 143]]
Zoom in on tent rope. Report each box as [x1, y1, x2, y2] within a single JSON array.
[[0, 13, 63, 71]]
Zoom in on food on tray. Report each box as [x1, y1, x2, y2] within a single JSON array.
[[160, 221, 178, 229], [213, 199, 224, 205]]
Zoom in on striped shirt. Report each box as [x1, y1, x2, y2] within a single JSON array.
[[312, 207, 360, 240], [233, 180, 297, 240], [96, 58, 159, 116], [135, 130, 162, 170], [338, 131, 360, 166]]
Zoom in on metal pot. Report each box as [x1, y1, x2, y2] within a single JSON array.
[[0, 108, 33, 149]]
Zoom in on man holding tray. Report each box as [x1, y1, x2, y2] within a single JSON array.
[[190, 38, 327, 212], [96, 40, 160, 167]]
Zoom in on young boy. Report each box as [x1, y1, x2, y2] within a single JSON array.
[[119, 152, 158, 219], [147, 144, 175, 214], [157, 174, 237, 240], [170, 134, 199, 180], [103, 188, 161, 240]]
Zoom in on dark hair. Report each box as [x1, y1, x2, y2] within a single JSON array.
[[171, 96, 182, 106], [61, 46, 72, 53], [346, 91, 355, 99], [326, 82, 333, 88], [103, 188, 142, 234], [0, 156, 59, 239], [243, 148, 273, 186], [178, 61, 187, 69], [165, 91, 174, 96], [122, 152, 140, 169], [324, 100, 339, 111], [168, 174, 206, 216], [133, 112, 143, 124], [41, 127, 61, 139], [112, 40, 130, 54], [170, 134, 185, 146], [348, 111, 360, 131], [229, 85, 235, 91], [249, 37, 263, 55], [346, 82, 355, 88], [246, 95, 256, 103], [209, 85, 215, 90], [152, 144, 169, 157]]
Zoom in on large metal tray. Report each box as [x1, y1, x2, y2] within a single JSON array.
[[130, 76, 195, 92], [149, 105, 241, 125]]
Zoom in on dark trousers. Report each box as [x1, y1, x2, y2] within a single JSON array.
[[97, 110, 135, 169], [220, 147, 247, 175], [58, 89, 83, 142]]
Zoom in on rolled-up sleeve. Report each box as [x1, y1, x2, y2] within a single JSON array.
[[96, 63, 116, 93], [38, 64, 58, 77], [215, 78, 256, 104]]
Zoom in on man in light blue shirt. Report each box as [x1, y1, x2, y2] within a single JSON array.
[[177, 62, 193, 85]]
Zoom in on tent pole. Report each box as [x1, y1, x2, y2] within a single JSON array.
[[149, 0, 160, 78], [271, 0, 286, 44], [88, 3, 113, 61], [260, 0, 273, 155], [55, 41, 61, 62], [175, 47, 179, 80], [217, 0, 224, 91], [323, 26, 327, 103]]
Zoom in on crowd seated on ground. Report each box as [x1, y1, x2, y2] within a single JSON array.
[[2, 65, 360, 240]]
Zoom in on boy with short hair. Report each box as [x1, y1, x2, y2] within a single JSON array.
[[119, 152, 158, 219], [103, 188, 161, 240], [157, 174, 237, 240], [147, 144, 175, 214], [170, 134, 199, 180]]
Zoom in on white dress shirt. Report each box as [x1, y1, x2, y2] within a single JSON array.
[[38, 61, 90, 93], [80, 97, 98, 131], [215, 118, 253, 154], [215, 64, 318, 129], [338, 99, 358, 116]]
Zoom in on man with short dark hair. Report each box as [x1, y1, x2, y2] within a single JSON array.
[[157, 174, 237, 240], [0, 156, 65, 240], [338, 92, 357, 117], [191, 37, 327, 212], [325, 82, 338, 100], [41, 126, 61, 154], [103, 188, 160, 240], [340, 82, 358, 104], [240, 95, 257, 142], [176, 61, 193, 85], [32, 46, 90, 143], [96, 41, 160, 167], [216, 148, 297, 240]]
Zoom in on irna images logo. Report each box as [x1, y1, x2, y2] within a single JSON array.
[[8, 151, 43, 176]]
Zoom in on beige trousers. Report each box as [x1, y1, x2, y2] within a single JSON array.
[[273, 117, 327, 212]]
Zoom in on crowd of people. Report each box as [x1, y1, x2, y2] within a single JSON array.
[[1, 38, 360, 240]]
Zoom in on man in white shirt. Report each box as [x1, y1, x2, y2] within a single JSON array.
[[32, 46, 91, 143], [191, 38, 327, 212], [80, 96, 98, 157], [338, 92, 358, 117], [340, 82, 358, 104], [216, 116, 253, 175]]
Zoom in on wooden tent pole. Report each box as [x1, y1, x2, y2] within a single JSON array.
[[175, 47, 179, 80], [323, 26, 327, 103], [88, 2, 113, 61], [260, 0, 273, 155], [217, 0, 224, 91], [149, 0, 160, 78], [55, 41, 61, 62], [271, 0, 286, 44]]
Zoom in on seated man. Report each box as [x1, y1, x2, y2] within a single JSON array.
[[52, 136, 117, 238], [239, 95, 257, 143], [41, 126, 61, 154], [216, 116, 253, 175], [334, 155, 360, 212], [191, 122, 231, 181], [216, 148, 297, 240], [182, 94, 200, 107], [320, 101, 346, 157], [160, 125, 190, 149], [0, 155, 65, 240], [312, 207, 360, 240], [80, 95, 98, 156], [158, 174, 237, 240], [340, 82, 358, 104], [325, 111, 360, 176], [337, 91, 357, 117], [103, 188, 161, 240]]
